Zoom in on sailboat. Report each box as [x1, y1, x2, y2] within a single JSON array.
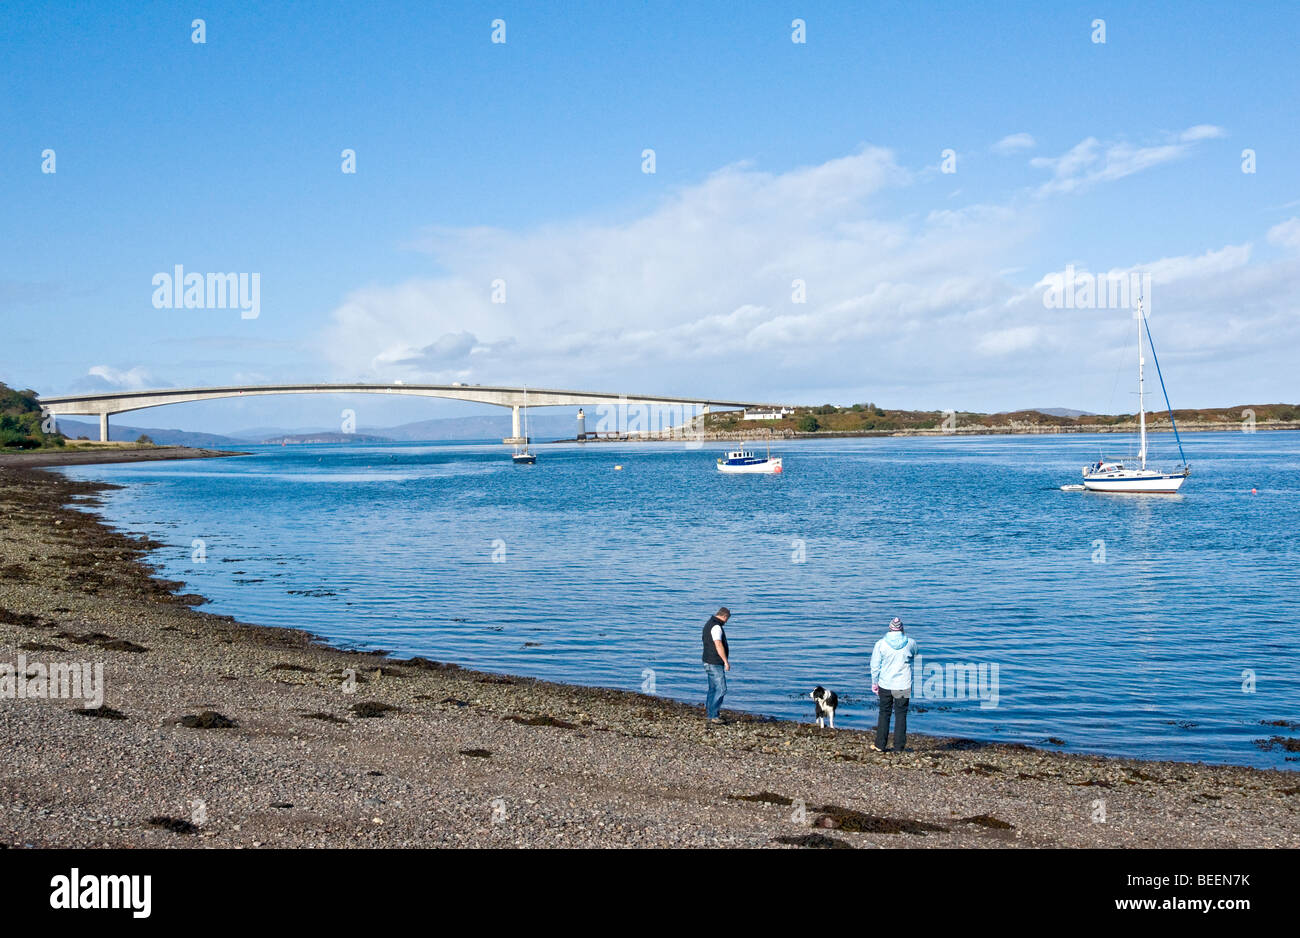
[[512, 387, 536, 464], [1078, 300, 1190, 494]]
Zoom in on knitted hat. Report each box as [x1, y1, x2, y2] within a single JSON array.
[[889, 617, 904, 631]]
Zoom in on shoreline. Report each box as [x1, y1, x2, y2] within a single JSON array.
[[0, 445, 248, 469], [1, 458, 1297, 847], [550, 423, 1300, 444]]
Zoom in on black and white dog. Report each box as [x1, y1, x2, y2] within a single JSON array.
[[810, 686, 838, 729]]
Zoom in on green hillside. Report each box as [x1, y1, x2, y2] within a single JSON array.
[[0, 382, 64, 450]]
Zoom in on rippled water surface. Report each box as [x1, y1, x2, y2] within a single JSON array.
[[62, 432, 1300, 768]]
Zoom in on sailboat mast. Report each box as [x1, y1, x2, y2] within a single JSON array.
[[1137, 300, 1147, 470]]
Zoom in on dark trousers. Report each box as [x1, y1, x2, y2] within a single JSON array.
[[875, 689, 910, 751]]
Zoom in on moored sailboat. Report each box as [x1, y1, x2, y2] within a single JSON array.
[[512, 388, 536, 464], [1079, 301, 1189, 494]]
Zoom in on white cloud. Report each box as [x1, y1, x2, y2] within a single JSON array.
[[316, 144, 1300, 410], [992, 133, 1036, 154], [1267, 217, 1300, 251], [1029, 125, 1225, 196], [976, 325, 1041, 356], [84, 365, 153, 390], [1179, 124, 1227, 143]]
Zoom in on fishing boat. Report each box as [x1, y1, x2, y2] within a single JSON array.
[[512, 388, 536, 465], [716, 440, 782, 474], [1078, 300, 1189, 494]]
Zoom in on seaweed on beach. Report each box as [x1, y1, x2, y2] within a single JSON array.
[[0, 606, 48, 628], [55, 631, 148, 653], [19, 641, 65, 652], [507, 714, 577, 729], [179, 710, 238, 729], [728, 791, 793, 806], [270, 662, 315, 672], [959, 814, 1015, 829], [772, 833, 853, 849], [350, 700, 400, 718], [402, 656, 460, 672], [301, 711, 348, 724], [97, 638, 149, 653], [812, 805, 949, 835], [459, 748, 492, 758], [74, 705, 127, 720], [147, 816, 198, 835]]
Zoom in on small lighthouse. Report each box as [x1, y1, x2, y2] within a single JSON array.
[[576, 408, 586, 440]]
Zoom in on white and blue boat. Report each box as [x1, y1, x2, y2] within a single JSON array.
[[716, 442, 783, 474]]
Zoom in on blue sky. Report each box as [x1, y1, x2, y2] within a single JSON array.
[[2, 0, 1297, 432]]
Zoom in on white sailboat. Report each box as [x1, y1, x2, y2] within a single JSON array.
[[512, 388, 536, 464], [1079, 300, 1190, 494]]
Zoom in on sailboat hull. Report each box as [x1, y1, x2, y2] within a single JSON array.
[[1082, 470, 1186, 493]]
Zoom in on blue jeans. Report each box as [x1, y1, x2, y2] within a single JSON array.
[[704, 664, 727, 719], [876, 688, 910, 751]]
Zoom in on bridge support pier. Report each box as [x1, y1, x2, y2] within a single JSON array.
[[100, 413, 109, 442], [502, 404, 527, 445]]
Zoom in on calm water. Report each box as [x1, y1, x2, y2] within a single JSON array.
[[61, 432, 1300, 769]]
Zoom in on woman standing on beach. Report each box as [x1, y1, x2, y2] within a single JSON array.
[[871, 617, 917, 752]]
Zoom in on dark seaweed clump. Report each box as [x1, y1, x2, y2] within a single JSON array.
[[729, 791, 794, 806], [507, 714, 577, 729], [959, 814, 1014, 829], [148, 816, 198, 834], [301, 711, 348, 724], [350, 701, 400, 718], [773, 833, 853, 849], [74, 706, 127, 720], [813, 805, 949, 835], [180, 710, 238, 729], [1254, 736, 1300, 753], [459, 749, 492, 758]]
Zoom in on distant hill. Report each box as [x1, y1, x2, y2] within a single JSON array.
[[262, 432, 392, 445], [375, 412, 584, 442], [1030, 407, 1094, 418], [54, 418, 243, 447]]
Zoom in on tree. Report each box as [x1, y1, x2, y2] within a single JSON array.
[[136, 434, 154, 445], [796, 415, 820, 433]]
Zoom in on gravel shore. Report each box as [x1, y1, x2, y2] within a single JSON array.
[[1, 452, 1296, 848]]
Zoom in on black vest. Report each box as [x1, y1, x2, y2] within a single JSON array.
[[702, 616, 728, 665]]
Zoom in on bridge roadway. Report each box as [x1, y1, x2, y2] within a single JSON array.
[[37, 383, 786, 442]]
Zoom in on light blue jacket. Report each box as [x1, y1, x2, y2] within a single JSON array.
[[871, 631, 917, 691]]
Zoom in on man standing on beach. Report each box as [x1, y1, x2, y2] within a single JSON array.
[[701, 607, 731, 725], [871, 616, 917, 752]]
